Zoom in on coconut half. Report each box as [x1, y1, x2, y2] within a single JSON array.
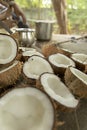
[[0, 87, 55, 130], [23, 55, 54, 80], [71, 53, 87, 71], [0, 60, 22, 88], [22, 50, 44, 62], [48, 53, 75, 75], [65, 67, 87, 98], [19, 47, 36, 52], [38, 73, 78, 108], [23, 50, 44, 57], [0, 34, 18, 64]]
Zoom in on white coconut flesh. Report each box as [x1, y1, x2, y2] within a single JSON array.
[[49, 53, 75, 68], [19, 47, 36, 52], [61, 48, 73, 53], [23, 55, 53, 79], [40, 73, 79, 108], [71, 53, 87, 64], [0, 87, 54, 130], [0, 34, 17, 64], [70, 67, 87, 85], [23, 50, 44, 57], [0, 60, 18, 73]]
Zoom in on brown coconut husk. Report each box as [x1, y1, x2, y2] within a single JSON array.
[[70, 55, 85, 71], [69, 78, 87, 98], [15, 49, 23, 61], [21, 72, 36, 86], [48, 62, 66, 76], [41, 43, 73, 58], [36, 75, 79, 112], [0, 82, 62, 130], [84, 64, 87, 74], [0, 61, 23, 88], [41, 44, 59, 57], [64, 67, 87, 98], [64, 67, 77, 87]]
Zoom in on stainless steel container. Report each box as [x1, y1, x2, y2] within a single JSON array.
[[16, 28, 35, 47], [35, 21, 53, 41]]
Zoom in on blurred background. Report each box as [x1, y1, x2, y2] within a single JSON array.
[[15, 0, 87, 35]]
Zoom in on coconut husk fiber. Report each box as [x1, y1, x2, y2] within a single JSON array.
[[64, 67, 87, 98], [0, 61, 23, 88]]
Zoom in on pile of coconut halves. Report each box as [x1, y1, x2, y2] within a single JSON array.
[[0, 33, 87, 130]]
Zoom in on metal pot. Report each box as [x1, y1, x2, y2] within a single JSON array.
[[35, 20, 54, 41], [16, 28, 35, 47]]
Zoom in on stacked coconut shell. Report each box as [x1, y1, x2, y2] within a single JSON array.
[[0, 34, 23, 88], [0, 35, 87, 130]]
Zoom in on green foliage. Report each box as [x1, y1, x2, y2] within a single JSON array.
[[67, 0, 87, 34]]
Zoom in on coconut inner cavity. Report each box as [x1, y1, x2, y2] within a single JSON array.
[[0, 88, 54, 130], [41, 73, 79, 108], [70, 67, 87, 85], [49, 53, 75, 67], [0, 35, 17, 64]]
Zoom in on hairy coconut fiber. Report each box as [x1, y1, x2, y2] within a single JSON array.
[[0, 61, 23, 88], [36, 72, 79, 112], [64, 67, 87, 98]]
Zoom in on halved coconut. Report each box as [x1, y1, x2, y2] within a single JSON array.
[[22, 50, 44, 62], [0, 87, 55, 130], [48, 53, 75, 75], [0, 60, 22, 88], [36, 73, 79, 109], [65, 67, 87, 98], [41, 44, 59, 57], [0, 34, 18, 65], [23, 55, 54, 84], [41, 43, 73, 58], [19, 47, 36, 52], [71, 53, 87, 71]]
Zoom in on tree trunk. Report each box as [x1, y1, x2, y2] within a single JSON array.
[[51, 0, 68, 34]]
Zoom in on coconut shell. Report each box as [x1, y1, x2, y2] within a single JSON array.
[[21, 72, 36, 86], [49, 62, 66, 76], [36, 75, 79, 112], [69, 78, 87, 98], [0, 61, 23, 88], [0, 82, 61, 130], [70, 55, 85, 71], [84, 64, 87, 74], [56, 47, 73, 57], [64, 67, 77, 87], [41, 43, 73, 58], [64, 67, 87, 98], [15, 48, 24, 62], [41, 44, 59, 57]]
